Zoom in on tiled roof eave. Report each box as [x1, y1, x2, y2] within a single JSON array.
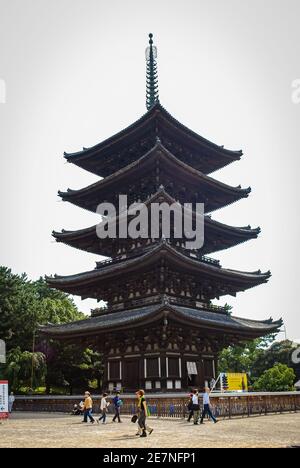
[[38, 302, 282, 339]]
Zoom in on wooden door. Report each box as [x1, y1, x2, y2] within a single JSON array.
[[123, 359, 140, 391]]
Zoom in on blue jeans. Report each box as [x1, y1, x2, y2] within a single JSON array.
[[113, 407, 121, 422], [200, 404, 217, 423], [99, 409, 107, 423], [83, 408, 95, 423]]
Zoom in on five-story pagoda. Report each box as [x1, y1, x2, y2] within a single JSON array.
[[41, 34, 282, 392]]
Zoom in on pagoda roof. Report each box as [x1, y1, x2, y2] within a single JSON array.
[[47, 241, 271, 298], [59, 141, 250, 214], [53, 188, 260, 256], [38, 300, 282, 340], [63, 102, 242, 177]]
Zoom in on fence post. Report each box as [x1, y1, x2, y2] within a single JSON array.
[[157, 399, 161, 418], [264, 395, 268, 416], [182, 398, 185, 419]]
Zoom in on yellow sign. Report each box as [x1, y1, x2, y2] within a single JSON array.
[[221, 373, 248, 392]]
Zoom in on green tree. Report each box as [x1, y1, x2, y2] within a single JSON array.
[[253, 340, 300, 380], [0, 267, 84, 351], [253, 364, 296, 392], [44, 343, 103, 395], [4, 347, 46, 392], [0, 267, 97, 393], [218, 334, 276, 377]]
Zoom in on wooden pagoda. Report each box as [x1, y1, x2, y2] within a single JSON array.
[[41, 34, 282, 392]]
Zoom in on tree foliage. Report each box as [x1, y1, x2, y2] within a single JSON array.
[[218, 336, 299, 388], [218, 335, 276, 377], [0, 267, 103, 393], [0, 267, 83, 351], [5, 347, 46, 391], [253, 364, 296, 392]]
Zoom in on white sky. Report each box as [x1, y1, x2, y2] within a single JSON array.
[[0, 0, 299, 340]]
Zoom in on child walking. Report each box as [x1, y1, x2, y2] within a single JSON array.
[[192, 389, 200, 425], [98, 393, 109, 424], [112, 391, 122, 423]]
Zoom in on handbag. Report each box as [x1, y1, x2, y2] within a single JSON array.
[[131, 414, 138, 423]]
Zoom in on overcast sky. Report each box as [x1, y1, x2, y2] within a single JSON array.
[[0, 0, 299, 341]]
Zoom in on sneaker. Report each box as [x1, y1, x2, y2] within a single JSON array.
[[148, 428, 154, 435], [135, 432, 140, 436], [140, 432, 147, 438]]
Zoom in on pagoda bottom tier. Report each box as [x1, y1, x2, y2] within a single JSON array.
[[40, 298, 282, 392]]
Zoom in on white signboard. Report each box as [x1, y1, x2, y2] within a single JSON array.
[[0, 381, 9, 418], [187, 362, 198, 375]]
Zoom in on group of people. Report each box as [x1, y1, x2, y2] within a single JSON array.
[[80, 387, 217, 434], [187, 387, 218, 425], [80, 389, 153, 437], [80, 390, 122, 425]]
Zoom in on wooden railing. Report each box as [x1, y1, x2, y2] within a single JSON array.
[[95, 242, 221, 270], [14, 392, 300, 419]]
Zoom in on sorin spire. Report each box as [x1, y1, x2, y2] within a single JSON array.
[[145, 33, 159, 110]]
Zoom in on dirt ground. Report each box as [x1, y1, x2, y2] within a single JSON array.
[[1, 412, 300, 448]]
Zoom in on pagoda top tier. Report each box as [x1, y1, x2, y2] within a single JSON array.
[[64, 102, 242, 177]]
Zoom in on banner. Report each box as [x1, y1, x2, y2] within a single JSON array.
[[0, 380, 9, 419], [220, 373, 248, 392]]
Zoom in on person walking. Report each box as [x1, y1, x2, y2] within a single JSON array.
[[98, 393, 109, 424], [82, 391, 95, 424], [112, 391, 122, 423], [136, 389, 149, 437], [200, 387, 218, 424], [8, 392, 15, 413], [187, 393, 194, 422], [192, 389, 200, 425], [135, 423, 154, 437], [135, 402, 153, 438]]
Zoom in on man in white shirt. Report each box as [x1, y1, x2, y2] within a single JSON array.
[[191, 389, 200, 425], [200, 387, 217, 424]]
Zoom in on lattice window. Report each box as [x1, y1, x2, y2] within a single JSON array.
[[146, 358, 159, 377], [110, 361, 120, 380], [168, 357, 179, 376]]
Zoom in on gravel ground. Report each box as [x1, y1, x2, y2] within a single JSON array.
[[1, 412, 300, 448]]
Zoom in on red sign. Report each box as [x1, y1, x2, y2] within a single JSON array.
[[0, 380, 9, 419]]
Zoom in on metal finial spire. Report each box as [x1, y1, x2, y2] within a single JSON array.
[[145, 33, 159, 110]]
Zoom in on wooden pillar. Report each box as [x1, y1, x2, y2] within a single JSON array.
[[160, 352, 167, 391]]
